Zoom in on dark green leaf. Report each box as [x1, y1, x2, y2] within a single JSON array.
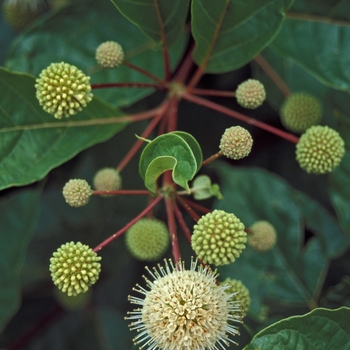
[[0, 68, 126, 190], [0, 189, 41, 332], [191, 0, 294, 73], [244, 307, 350, 350], [110, 0, 190, 47]]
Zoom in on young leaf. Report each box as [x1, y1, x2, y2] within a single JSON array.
[[0, 68, 127, 190], [110, 0, 190, 47], [192, 174, 223, 200], [191, 0, 294, 73], [244, 307, 350, 350]]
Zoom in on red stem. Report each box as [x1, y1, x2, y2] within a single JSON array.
[[202, 151, 223, 166], [93, 195, 163, 252], [176, 195, 201, 222], [166, 94, 179, 132], [180, 197, 211, 216], [191, 88, 235, 98], [173, 41, 195, 84], [91, 82, 164, 90], [173, 202, 192, 243], [165, 196, 181, 264], [93, 190, 150, 195], [182, 93, 299, 143]]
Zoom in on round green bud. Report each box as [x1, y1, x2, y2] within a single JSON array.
[[125, 218, 170, 261], [248, 220, 277, 252], [236, 79, 266, 109], [280, 93, 322, 133], [63, 179, 92, 207], [3, 1, 39, 31], [35, 62, 93, 119], [220, 278, 251, 317], [54, 288, 91, 311], [191, 210, 247, 266], [93, 167, 122, 194], [49, 241, 101, 296], [219, 126, 253, 160], [296, 125, 345, 174], [95, 41, 124, 69]]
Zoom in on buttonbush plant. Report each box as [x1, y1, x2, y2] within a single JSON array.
[[1, 0, 350, 349]]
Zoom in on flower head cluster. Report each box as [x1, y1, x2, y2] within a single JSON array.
[[280, 93, 322, 133], [95, 41, 124, 69], [93, 167, 122, 194], [235, 79, 266, 109], [49, 242, 101, 296], [126, 259, 242, 350], [248, 220, 277, 252], [296, 126, 345, 174], [220, 278, 251, 317], [191, 210, 247, 266], [63, 179, 92, 207], [35, 62, 93, 119], [3, 0, 39, 31], [219, 126, 253, 160], [125, 218, 170, 261]]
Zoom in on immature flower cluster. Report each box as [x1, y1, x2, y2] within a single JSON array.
[[192, 210, 247, 266], [126, 259, 242, 350], [3, 0, 39, 31], [248, 221, 277, 252], [125, 218, 170, 261], [49, 242, 101, 296], [220, 278, 251, 317], [35, 62, 93, 119], [93, 167, 122, 193], [219, 126, 253, 160], [95, 41, 124, 69], [235, 79, 266, 109], [296, 126, 345, 174], [280, 93, 322, 133], [63, 179, 92, 207]]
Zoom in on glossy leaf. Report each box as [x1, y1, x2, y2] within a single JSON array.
[[5, 0, 188, 108], [0, 68, 126, 190], [139, 132, 202, 193], [0, 189, 41, 332], [192, 174, 223, 200], [211, 162, 346, 319], [244, 307, 350, 350], [191, 0, 294, 73], [110, 0, 190, 46], [271, 17, 350, 93]]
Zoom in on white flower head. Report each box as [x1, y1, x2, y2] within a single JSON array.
[[126, 259, 243, 350]]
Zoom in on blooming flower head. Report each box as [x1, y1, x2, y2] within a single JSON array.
[[235, 79, 266, 109], [126, 259, 242, 350]]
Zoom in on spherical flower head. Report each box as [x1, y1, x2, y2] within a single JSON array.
[[248, 220, 277, 252], [280, 93, 322, 133], [93, 167, 122, 194], [35, 62, 93, 119], [125, 218, 170, 261], [220, 278, 251, 317], [126, 259, 242, 349], [235, 79, 266, 109], [63, 179, 92, 207], [219, 126, 253, 160], [192, 210, 247, 266], [49, 241, 101, 296], [296, 125, 345, 174], [3, 1, 39, 31], [95, 41, 124, 69]]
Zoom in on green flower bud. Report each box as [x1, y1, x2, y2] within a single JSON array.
[[220, 278, 251, 317], [191, 210, 247, 266], [95, 41, 124, 69], [296, 126, 345, 174], [125, 218, 170, 261], [35, 62, 93, 119], [280, 93, 322, 133], [49, 242, 101, 296], [93, 167, 122, 194], [63, 179, 92, 207], [248, 220, 277, 252], [236, 79, 266, 109], [219, 126, 253, 160], [3, 1, 39, 31]]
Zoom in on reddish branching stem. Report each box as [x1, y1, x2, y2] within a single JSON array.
[[91, 82, 164, 90], [179, 197, 211, 216], [176, 195, 201, 222], [202, 151, 223, 166], [191, 88, 235, 98], [173, 202, 192, 243], [165, 196, 181, 264]]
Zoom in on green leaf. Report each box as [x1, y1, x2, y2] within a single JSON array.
[[0, 68, 126, 190], [5, 0, 188, 108], [271, 17, 350, 93], [192, 174, 223, 200], [211, 162, 345, 319], [244, 307, 350, 350], [191, 0, 294, 73], [139, 132, 202, 193], [0, 189, 41, 332], [110, 0, 190, 47]]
